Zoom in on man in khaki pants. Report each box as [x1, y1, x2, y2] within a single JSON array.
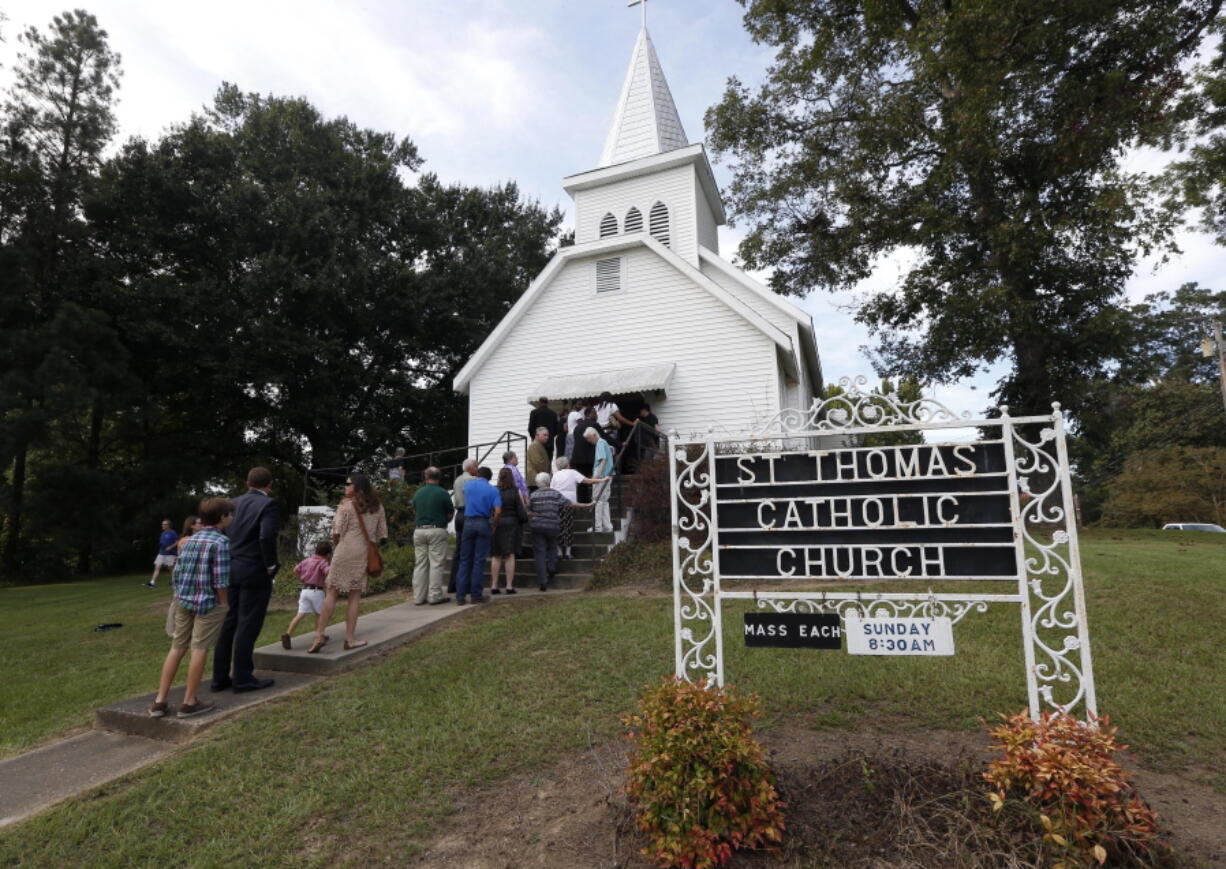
[[412, 467, 454, 605]]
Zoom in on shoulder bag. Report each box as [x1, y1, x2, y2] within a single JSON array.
[[354, 506, 384, 577]]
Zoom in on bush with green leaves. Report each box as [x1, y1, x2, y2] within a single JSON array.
[[623, 677, 785, 868]]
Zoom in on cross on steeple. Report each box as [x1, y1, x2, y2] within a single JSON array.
[[628, 0, 647, 28]]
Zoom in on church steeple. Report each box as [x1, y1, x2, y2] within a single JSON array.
[[598, 26, 688, 168]]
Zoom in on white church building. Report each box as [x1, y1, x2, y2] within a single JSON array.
[[453, 22, 823, 446]]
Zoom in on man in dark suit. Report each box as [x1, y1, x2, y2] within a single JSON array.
[[527, 397, 558, 457], [212, 467, 282, 692]]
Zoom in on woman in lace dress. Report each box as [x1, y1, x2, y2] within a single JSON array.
[[309, 474, 386, 653]]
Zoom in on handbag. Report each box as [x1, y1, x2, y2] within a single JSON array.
[[354, 507, 384, 577]]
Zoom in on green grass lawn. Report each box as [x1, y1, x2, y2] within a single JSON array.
[[0, 529, 1222, 864], [0, 574, 399, 758]]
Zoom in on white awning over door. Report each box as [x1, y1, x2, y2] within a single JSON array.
[[527, 362, 676, 404]]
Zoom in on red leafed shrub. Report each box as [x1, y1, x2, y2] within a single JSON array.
[[623, 677, 785, 869], [983, 710, 1167, 867]]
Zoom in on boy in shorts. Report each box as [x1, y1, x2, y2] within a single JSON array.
[[145, 519, 179, 588], [149, 497, 234, 719], [281, 540, 332, 649]]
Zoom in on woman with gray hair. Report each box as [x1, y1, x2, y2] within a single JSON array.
[[527, 472, 567, 590]]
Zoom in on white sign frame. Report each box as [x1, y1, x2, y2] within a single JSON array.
[[668, 376, 1097, 720]]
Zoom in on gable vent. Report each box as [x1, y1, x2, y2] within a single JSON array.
[[624, 206, 643, 233], [596, 257, 621, 293], [649, 202, 670, 247], [599, 213, 619, 238]]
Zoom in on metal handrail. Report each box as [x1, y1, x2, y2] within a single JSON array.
[[302, 430, 529, 504], [614, 418, 663, 473]]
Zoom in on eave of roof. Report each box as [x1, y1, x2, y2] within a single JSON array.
[[562, 143, 727, 226], [452, 234, 789, 393]]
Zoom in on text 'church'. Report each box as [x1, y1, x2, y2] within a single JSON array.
[[453, 19, 823, 444]]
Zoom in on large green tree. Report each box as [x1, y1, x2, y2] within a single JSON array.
[[89, 85, 563, 472], [707, 0, 1221, 417], [0, 9, 122, 576], [1070, 283, 1226, 519]]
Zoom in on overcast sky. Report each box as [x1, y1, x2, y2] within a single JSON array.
[[1, 0, 1221, 418]]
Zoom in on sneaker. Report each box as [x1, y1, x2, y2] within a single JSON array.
[[280, 633, 292, 650], [505, 588, 517, 595], [148, 701, 169, 718], [144, 581, 156, 588], [177, 700, 216, 718], [491, 588, 501, 595]]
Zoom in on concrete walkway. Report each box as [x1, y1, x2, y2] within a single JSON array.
[[252, 592, 556, 675], [0, 586, 578, 829], [0, 731, 173, 829]]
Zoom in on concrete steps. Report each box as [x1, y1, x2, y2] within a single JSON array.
[[95, 671, 320, 744]]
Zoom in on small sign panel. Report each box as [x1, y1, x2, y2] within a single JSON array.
[[844, 615, 955, 655], [743, 613, 842, 648]]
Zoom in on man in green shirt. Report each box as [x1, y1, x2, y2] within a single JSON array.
[[412, 466, 455, 605]]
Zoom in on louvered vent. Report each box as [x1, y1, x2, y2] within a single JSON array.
[[624, 206, 643, 233], [599, 213, 618, 238], [649, 202, 670, 246], [596, 257, 621, 293]]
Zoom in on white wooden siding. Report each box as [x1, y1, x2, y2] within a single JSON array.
[[466, 247, 782, 460], [573, 164, 698, 264], [700, 256, 823, 408], [700, 257, 799, 338], [695, 191, 720, 255]]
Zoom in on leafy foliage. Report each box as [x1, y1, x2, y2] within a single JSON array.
[[984, 710, 1167, 867], [1100, 446, 1226, 527], [623, 677, 785, 868], [707, 1, 1220, 417], [623, 454, 672, 543], [0, 10, 562, 582]]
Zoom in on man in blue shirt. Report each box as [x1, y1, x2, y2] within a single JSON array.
[[145, 519, 179, 588], [454, 466, 502, 604]]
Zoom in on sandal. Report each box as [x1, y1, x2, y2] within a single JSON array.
[[343, 640, 368, 650], [307, 635, 329, 654]]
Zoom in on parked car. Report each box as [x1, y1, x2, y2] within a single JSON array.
[[1162, 522, 1226, 532]]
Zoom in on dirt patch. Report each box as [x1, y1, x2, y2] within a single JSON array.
[[410, 720, 1225, 868]]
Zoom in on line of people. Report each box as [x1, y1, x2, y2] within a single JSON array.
[[446, 454, 610, 604]]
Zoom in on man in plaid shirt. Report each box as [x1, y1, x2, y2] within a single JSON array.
[[149, 497, 234, 719]]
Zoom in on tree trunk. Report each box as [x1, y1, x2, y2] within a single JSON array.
[[2, 441, 28, 580], [75, 400, 104, 575]]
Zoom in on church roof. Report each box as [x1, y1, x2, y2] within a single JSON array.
[[599, 26, 689, 168], [452, 234, 793, 394]]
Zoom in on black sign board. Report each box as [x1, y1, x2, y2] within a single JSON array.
[[716, 442, 1018, 580], [743, 613, 842, 648]]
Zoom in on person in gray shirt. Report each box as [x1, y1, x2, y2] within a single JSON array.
[[448, 458, 477, 593]]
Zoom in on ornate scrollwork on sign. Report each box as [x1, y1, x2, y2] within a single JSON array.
[[756, 596, 989, 625], [752, 375, 970, 437], [1008, 411, 1092, 716], [671, 442, 720, 681], [668, 387, 1096, 721]]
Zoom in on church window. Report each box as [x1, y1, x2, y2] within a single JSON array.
[[600, 212, 619, 238], [649, 202, 670, 246], [624, 206, 643, 233], [595, 257, 621, 293]]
